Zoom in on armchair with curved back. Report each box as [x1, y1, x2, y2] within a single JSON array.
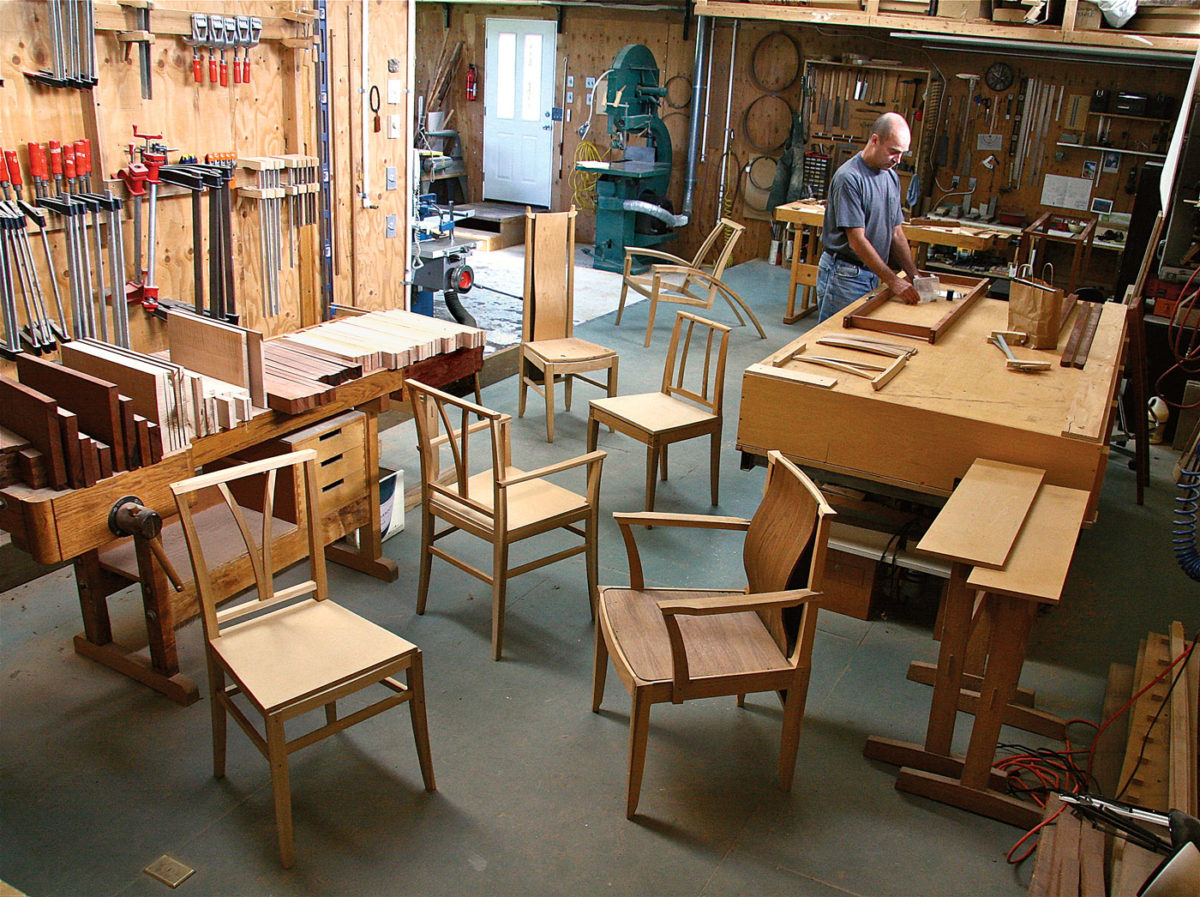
[[592, 450, 835, 818], [615, 217, 767, 348]]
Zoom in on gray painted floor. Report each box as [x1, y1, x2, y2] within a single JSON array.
[[3, 260, 1198, 896]]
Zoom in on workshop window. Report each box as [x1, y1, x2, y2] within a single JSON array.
[[521, 33, 542, 121], [497, 32, 516, 119]]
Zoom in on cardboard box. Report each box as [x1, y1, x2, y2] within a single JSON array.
[[937, 0, 990, 18], [1074, 1, 1103, 29]]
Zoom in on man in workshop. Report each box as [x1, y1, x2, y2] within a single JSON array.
[[816, 112, 921, 321]]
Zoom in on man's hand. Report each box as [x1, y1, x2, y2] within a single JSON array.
[[890, 277, 920, 305]]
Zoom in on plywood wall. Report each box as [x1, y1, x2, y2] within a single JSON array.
[[414, 5, 1190, 279], [0, 0, 412, 381]]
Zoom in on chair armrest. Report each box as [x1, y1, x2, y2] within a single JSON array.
[[497, 450, 606, 488], [624, 247, 689, 266], [614, 513, 751, 590], [651, 265, 729, 294], [658, 589, 823, 699]]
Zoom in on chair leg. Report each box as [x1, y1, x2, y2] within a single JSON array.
[[544, 370, 556, 443], [325, 702, 337, 725], [208, 657, 227, 779], [407, 654, 437, 792], [416, 507, 434, 615], [710, 430, 721, 506], [586, 412, 600, 454], [644, 445, 660, 512], [491, 541, 510, 660], [564, 372, 573, 412], [722, 284, 767, 339], [660, 445, 668, 481], [778, 685, 807, 792], [626, 689, 652, 819], [266, 715, 295, 868], [616, 276, 630, 325], [643, 294, 658, 348], [585, 508, 599, 621], [592, 620, 609, 712], [518, 370, 528, 418]]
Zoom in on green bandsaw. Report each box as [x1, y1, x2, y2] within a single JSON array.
[[577, 44, 686, 273]]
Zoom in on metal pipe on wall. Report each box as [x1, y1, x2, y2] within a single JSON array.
[[681, 15, 709, 218], [715, 19, 738, 225]]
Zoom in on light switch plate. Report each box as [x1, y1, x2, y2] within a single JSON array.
[[385, 166, 397, 190], [385, 215, 397, 238], [387, 78, 403, 104], [388, 114, 401, 139]]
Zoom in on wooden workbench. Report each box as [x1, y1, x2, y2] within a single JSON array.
[[0, 345, 483, 704], [773, 200, 1005, 322], [736, 292, 1127, 522]]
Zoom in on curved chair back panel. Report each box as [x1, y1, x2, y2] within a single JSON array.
[[523, 207, 577, 343]]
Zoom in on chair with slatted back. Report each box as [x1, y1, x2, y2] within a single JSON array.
[[408, 378, 606, 660], [587, 311, 731, 512], [592, 450, 835, 818], [518, 206, 619, 442], [615, 217, 766, 348], [170, 450, 435, 868]]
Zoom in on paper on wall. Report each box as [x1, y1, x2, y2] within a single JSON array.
[[1040, 174, 1092, 212]]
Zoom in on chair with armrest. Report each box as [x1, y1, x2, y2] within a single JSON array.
[[518, 206, 619, 442], [592, 450, 835, 818], [170, 450, 435, 868], [587, 311, 730, 512], [408, 378, 606, 659], [615, 217, 766, 347]]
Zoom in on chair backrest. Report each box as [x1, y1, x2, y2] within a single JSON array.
[[743, 451, 835, 656], [170, 450, 327, 642], [406, 378, 509, 523], [523, 206, 577, 344], [680, 219, 744, 301], [659, 311, 732, 418]]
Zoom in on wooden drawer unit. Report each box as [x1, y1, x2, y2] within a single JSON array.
[[231, 410, 368, 538], [821, 548, 878, 620]]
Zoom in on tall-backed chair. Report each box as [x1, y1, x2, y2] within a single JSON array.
[[518, 206, 619, 442], [615, 218, 766, 347], [408, 378, 606, 659], [170, 450, 435, 867], [592, 450, 835, 818], [587, 311, 730, 511]]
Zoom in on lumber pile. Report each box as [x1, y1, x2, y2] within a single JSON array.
[[0, 359, 165, 491], [1026, 622, 1198, 896]]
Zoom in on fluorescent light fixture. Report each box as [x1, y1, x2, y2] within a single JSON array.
[[887, 31, 1195, 68]]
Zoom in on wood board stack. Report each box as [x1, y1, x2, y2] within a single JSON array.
[[266, 310, 485, 412], [1026, 622, 1198, 896], [1127, 0, 1200, 35], [0, 357, 165, 491], [61, 339, 250, 456]]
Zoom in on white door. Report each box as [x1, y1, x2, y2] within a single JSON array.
[[482, 18, 556, 207]]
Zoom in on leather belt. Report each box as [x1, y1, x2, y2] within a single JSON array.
[[824, 250, 860, 266]]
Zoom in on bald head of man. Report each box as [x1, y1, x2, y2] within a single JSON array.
[[862, 113, 911, 172]]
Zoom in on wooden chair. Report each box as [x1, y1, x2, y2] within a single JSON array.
[[592, 450, 835, 818], [615, 217, 766, 347], [407, 378, 606, 660], [518, 206, 619, 442], [170, 450, 435, 868], [587, 311, 730, 512]]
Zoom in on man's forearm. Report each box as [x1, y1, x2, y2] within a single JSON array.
[[889, 227, 920, 280]]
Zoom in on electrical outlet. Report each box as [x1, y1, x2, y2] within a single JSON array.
[[585, 76, 596, 89], [966, 177, 977, 192], [586, 92, 592, 106], [388, 114, 401, 139], [566, 90, 573, 103], [950, 175, 959, 189], [387, 78, 403, 104], [566, 75, 574, 88], [385, 215, 397, 238], [385, 166, 397, 190]]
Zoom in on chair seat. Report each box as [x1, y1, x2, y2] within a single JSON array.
[[214, 599, 418, 713], [600, 587, 790, 684], [524, 338, 616, 364], [431, 466, 590, 535], [590, 392, 716, 434]]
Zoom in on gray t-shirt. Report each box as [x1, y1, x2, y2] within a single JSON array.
[[821, 154, 902, 264]]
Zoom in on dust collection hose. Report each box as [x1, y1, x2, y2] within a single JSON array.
[[1173, 462, 1200, 582], [621, 199, 688, 229]]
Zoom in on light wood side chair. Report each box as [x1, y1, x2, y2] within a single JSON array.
[[408, 378, 606, 660], [615, 217, 766, 347], [587, 311, 731, 512], [518, 206, 619, 442], [593, 450, 835, 818], [170, 450, 435, 868]]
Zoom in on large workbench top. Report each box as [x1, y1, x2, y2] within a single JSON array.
[[736, 294, 1127, 521]]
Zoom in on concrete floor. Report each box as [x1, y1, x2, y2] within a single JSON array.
[[2, 260, 1198, 896]]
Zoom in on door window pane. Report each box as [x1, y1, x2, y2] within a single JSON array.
[[521, 34, 542, 122], [496, 32, 515, 119]]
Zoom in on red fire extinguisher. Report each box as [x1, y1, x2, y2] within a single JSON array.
[[465, 64, 478, 101]]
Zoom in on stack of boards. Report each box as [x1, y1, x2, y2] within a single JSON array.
[[266, 309, 486, 413], [0, 355, 165, 491]]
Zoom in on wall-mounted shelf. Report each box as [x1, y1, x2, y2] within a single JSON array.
[[1056, 142, 1167, 159], [1087, 111, 1173, 124]]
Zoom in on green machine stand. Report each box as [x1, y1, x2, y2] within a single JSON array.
[[577, 45, 682, 273]]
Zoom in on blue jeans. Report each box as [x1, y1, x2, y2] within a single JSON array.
[[816, 252, 879, 322]]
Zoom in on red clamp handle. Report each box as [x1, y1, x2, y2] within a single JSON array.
[[4, 150, 23, 187], [27, 143, 48, 181], [74, 139, 91, 190], [63, 145, 76, 187], [48, 140, 63, 177], [219, 58, 228, 87], [192, 55, 203, 83], [209, 53, 217, 83]]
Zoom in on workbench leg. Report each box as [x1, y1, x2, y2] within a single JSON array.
[[924, 563, 975, 756], [325, 404, 399, 582], [74, 550, 114, 647]]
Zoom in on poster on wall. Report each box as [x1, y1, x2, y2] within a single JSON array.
[[1040, 173, 1092, 211]]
